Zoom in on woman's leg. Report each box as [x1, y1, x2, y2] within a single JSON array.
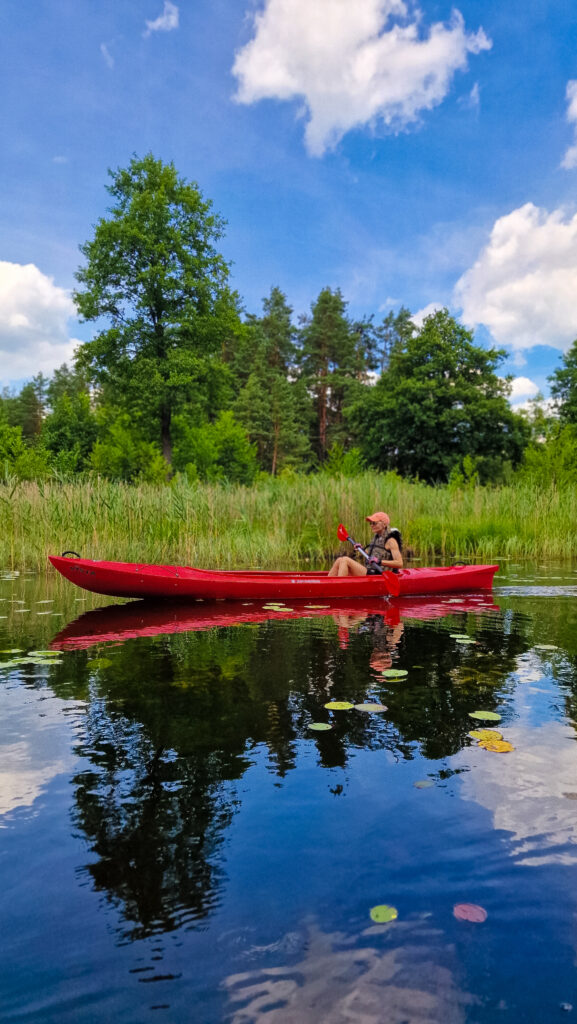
[[328, 557, 367, 578]]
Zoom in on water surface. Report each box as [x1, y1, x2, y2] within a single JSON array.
[[1, 562, 577, 1022]]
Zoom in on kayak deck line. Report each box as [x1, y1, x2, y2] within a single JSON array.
[[49, 555, 499, 601]]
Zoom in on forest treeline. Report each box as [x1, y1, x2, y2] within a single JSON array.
[[2, 153, 577, 490]]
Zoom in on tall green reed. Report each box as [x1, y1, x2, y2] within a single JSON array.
[[2, 472, 576, 570]]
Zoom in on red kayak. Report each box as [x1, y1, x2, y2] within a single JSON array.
[[49, 555, 498, 600]]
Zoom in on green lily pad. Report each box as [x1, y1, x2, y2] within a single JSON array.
[[304, 605, 330, 609], [382, 669, 408, 679], [455, 638, 476, 645], [308, 722, 333, 731], [534, 644, 558, 651], [370, 904, 398, 924], [1, 649, 23, 654], [324, 701, 354, 710], [414, 779, 434, 789], [468, 710, 502, 722], [27, 651, 62, 658], [87, 657, 113, 670], [450, 634, 470, 639], [354, 703, 388, 713]]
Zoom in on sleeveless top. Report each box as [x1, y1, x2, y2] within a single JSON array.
[[366, 528, 402, 565]]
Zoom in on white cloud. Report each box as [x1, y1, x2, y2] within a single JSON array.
[[232, 0, 491, 156], [0, 262, 78, 384], [411, 301, 443, 326], [454, 203, 577, 351], [561, 80, 577, 170], [508, 376, 539, 402], [144, 1, 179, 37], [100, 42, 114, 69]]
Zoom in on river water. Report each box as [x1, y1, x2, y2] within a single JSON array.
[[1, 562, 577, 1023]]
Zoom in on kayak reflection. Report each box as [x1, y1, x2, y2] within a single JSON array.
[[51, 594, 499, 650]]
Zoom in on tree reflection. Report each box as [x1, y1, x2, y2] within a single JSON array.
[[46, 597, 530, 938]]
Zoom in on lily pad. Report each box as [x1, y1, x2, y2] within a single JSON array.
[[87, 657, 113, 670], [324, 701, 354, 710], [382, 669, 408, 679], [370, 904, 398, 924], [308, 722, 333, 731], [1, 649, 23, 654], [354, 703, 388, 713], [27, 650, 62, 658], [468, 710, 502, 722], [414, 779, 434, 789], [534, 644, 559, 651], [468, 729, 503, 741], [304, 605, 330, 609], [455, 638, 476, 645], [453, 903, 487, 923], [478, 739, 515, 753], [450, 634, 470, 639]]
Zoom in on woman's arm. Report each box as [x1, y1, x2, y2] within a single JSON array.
[[384, 537, 403, 569]]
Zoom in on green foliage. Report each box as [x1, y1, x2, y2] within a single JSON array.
[[549, 339, 577, 423], [324, 442, 366, 477], [90, 413, 169, 483], [74, 153, 240, 464], [348, 308, 529, 483], [42, 393, 98, 470], [519, 423, 577, 485], [0, 423, 52, 481], [173, 411, 258, 484], [299, 287, 367, 459]]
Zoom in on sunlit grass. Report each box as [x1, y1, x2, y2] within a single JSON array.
[[2, 472, 577, 570]]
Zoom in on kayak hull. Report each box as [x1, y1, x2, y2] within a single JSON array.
[[49, 556, 499, 600]]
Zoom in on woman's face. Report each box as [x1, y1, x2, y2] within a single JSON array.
[[370, 519, 387, 536]]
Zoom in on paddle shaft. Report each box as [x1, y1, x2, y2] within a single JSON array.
[[337, 524, 401, 596]]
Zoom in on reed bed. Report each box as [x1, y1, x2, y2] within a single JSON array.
[[2, 472, 577, 571]]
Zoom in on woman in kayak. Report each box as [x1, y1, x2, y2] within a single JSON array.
[[328, 512, 403, 577]]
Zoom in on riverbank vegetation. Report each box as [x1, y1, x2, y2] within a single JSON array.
[[2, 153, 577, 569], [3, 472, 577, 570]]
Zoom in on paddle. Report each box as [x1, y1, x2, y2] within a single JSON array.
[[337, 523, 401, 597]]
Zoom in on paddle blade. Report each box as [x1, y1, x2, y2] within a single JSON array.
[[383, 572, 401, 597], [337, 523, 350, 543]]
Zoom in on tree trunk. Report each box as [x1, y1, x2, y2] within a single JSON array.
[[160, 405, 172, 466]]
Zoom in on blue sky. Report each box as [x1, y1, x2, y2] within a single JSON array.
[[1, 0, 576, 409]]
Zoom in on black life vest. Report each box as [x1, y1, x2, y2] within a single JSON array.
[[366, 528, 403, 573]]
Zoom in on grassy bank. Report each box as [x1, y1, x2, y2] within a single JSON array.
[[2, 472, 577, 570]]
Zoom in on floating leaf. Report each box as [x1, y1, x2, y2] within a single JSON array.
[[455, 638, 476, 645], [534, 644, 558, 651], [370, 904, 398, 924], [382, 669, 408, 679], [414, 779, 434, 789], [304, 605, 330, 609], [27, 650, 62, 658], [478, 739, 515, 753], [468, 710, 502, 722], [453, 903, 487, 923], [87, 657, 113, 670], [308, 722, 333, 731], [324, 701, 354, 710], [450, 634, 470, 639], [468, 729, 503, 741], [354, 703, 388, 713], [1, 649, 23, 654]]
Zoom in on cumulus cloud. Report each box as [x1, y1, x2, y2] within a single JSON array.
[[0, 262, 78, 384], [144, 1, 179, 37], [561, 80, 577, 170], [508, 376, 539, 402], [454, 203, 577, 351], [411, 301, 444, 327], [232, 0, 491, 156]]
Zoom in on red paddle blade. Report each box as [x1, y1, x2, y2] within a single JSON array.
[[337, 523, 350, 542], [384, 572, 401, 597]]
